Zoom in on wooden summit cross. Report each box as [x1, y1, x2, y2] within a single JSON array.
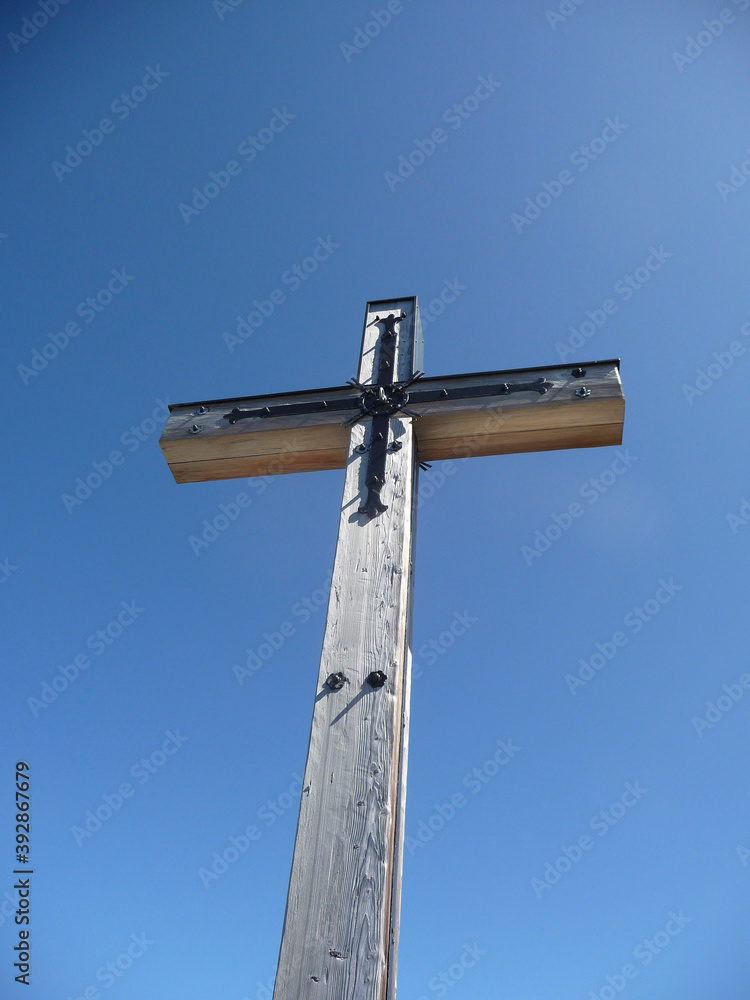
[[159, 297, 625, 999]]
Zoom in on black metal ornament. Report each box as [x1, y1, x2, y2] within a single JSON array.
[[220, 310, 556, 521]]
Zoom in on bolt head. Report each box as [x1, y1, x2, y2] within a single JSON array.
[[188, 424, 203, 434], [326, 672, 346, 691], [366, 670, 388, 689], [575, 387, 591, 398]]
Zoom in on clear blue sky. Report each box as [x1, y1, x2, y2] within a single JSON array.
[[3, 1, 750, 997]]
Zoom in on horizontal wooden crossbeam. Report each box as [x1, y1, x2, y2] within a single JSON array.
[[159, 360, 624, 484]]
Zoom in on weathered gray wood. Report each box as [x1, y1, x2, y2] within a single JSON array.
[[159, 361, 624, 483], [271, 299, 418, 1000], [157, 295, 629, 998]]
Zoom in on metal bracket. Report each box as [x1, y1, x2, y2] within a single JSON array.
[[343, 372, 424, 429], [355, 311, 419, 520]]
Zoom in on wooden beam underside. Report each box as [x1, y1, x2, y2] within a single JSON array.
[[160, 362, 624, 483]]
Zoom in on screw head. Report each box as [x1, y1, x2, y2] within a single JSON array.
[[366, 670, 388, 689], [188, 424, 203, 434], [391, 440, 403, 451], [196, 405, 211, 414], [571, 367, 586, 378], [355, 444, 368, 453], [575, 387, 591, 398], [325, 672, 346, 691]]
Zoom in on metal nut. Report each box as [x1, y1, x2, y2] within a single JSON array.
[[575, 387, 591, 398], [325, 672, 347, 691], [366, 670, 387, 689], [188, 424, 203, 434]]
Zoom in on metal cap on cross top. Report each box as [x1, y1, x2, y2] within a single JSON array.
[[158, 296, 625, 1000]]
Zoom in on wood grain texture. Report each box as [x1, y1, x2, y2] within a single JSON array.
[[159, 362, 624, 483], [272, 299, 418, 1000], [156, 298, 629, 997]]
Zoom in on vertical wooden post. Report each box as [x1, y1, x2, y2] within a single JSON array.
[[272, 299, 420, 1000]]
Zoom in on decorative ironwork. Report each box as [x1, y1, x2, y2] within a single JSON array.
[[343, 375, 423, 428], [221, 375, 553, 426], [222, 396, 355, 424], [404, 376, 553, 406], [219, 315, 559, 521], [356, 312, 412, 519]]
